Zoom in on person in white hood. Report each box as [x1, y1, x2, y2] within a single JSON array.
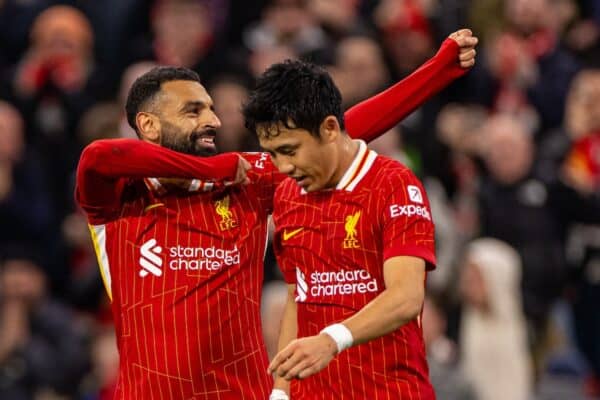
[[459, 238, 533, 400]]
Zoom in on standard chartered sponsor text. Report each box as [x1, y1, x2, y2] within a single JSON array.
[[168, 245, 240, 271], [309, 269, 378, 296]]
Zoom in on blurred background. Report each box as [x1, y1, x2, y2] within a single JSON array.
[[0, 0, 599, 399]]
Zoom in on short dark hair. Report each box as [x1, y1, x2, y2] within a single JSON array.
[[242, 60, 344, 139], [125, 66, 201, 134]]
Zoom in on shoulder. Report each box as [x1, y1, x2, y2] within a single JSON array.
[[369, 155, 424, 196]]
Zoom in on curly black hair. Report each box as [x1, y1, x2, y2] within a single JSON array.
[[125, 67, 201, 135], [242, 60, 344, 139]]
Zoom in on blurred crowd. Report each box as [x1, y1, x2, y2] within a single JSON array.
[[0, 0, 600, 399]]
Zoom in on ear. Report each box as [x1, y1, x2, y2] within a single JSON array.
[[319, 115, 341, 144], [136, 112, 161, 143]]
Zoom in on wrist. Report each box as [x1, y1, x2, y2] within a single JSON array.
[[438, 38, 460, 62], [320, 323, 353, 354], [269, 388, 289, 400]]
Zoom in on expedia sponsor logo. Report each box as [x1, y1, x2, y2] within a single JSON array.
[[294, 268, 379, 301], [138, 239, 240, 277], [407, 185, 423, 204], [389, 204, 431, 221]]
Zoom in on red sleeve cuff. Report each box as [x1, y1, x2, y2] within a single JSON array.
[[384, 245, 437, 271]]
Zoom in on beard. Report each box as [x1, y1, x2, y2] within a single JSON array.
[[160, 120, 218, 157]]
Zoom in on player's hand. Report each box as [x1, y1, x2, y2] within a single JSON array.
[[226, 155, 251, 186], [448, 28, 478, 68], [267, 334, 338, 380]]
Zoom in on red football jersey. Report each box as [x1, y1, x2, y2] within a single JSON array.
[[273, 141, 437, 399], [77, 140, 282, 399]]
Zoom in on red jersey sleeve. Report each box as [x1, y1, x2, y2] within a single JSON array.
[[75, 139, 239, 222], [345, 38, 466, 142], [241, 152, 287, 214], [381, 171, 436, 269]]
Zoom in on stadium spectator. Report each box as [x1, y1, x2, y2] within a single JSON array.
[[9, 5, 110, 224], [0, 250, 89, 400], [562, 69, 600, 396], [0, 101, 52, 252], [478, 113, 600, 377], [331, 35, 390, 108], [423, 294, 475, 400], [209, 76, 258, 152], [459, 238, 533, 400]]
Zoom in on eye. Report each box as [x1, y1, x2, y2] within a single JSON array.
[[279, 148, 296, 156]]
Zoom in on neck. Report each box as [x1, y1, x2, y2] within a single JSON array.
[[328, 135, 359, 188]]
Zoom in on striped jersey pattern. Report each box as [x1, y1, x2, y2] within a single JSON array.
[[78, 148, 281, 400], [273, 141, 437, 399]]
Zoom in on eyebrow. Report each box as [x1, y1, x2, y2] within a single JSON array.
[[180, 101, 209, 112]]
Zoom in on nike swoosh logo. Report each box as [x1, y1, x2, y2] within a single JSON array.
[[283, 228, 304, 241]]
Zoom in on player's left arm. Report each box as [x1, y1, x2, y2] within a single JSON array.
[[261, 29, 478, 188], [344, 28, 478, 143], [268, 257, 425, 381]]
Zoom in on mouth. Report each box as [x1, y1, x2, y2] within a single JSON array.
[[192, 129, 217, 148]]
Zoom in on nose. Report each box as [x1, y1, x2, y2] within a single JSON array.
[[272, 156, 295, 175], [204, 110, 222, 130], [211, 111, 222, 129]]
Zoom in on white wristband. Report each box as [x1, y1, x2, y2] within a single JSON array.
[[320, 323, 353, 353], [269, 389, 289, 400]]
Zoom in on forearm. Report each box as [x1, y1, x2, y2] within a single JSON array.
[[78, 139, 239, 181], [340, 287, 423, 346], [327, 257, 427, 348], [273, 290, 298, 391], [345, 38, 465, 142]]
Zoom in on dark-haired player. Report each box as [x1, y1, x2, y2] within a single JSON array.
[[247, 29, 478, 400]]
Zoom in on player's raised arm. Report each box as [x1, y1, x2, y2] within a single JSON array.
[[75, 138, 243, 219], [345, 28, 478, 142], [78, 139, 240, 181]]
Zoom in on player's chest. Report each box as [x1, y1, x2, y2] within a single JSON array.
[[276, 193, 381, 255], [123, 190, 264, 241]]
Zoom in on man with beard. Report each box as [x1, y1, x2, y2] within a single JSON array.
[[75, 29, 477, 400]]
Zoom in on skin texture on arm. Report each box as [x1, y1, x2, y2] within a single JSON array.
[[272, 284, 298, 395], [268, 256, 426, 380]]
